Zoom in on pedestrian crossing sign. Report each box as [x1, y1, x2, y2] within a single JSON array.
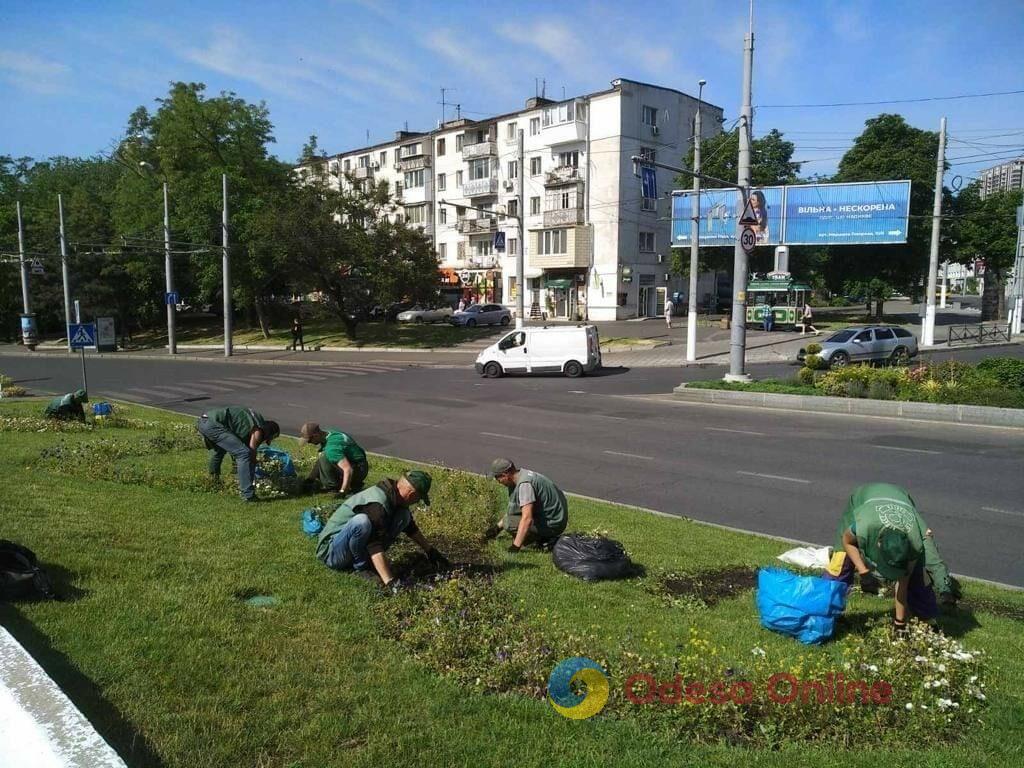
[[69, 323, 97, 350]]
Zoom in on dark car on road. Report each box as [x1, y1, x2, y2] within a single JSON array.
[[797, 325, 919, 368]]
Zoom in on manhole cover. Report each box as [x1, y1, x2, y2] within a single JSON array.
[[244, 595, 279, 607]]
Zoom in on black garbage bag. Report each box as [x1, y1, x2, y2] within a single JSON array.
[[552, 534, 634, 582], [0, 539, 58, 601]]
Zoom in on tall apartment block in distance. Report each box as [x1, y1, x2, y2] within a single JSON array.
[[978, 157, 1024, 199], [296, 78, 723, 321]]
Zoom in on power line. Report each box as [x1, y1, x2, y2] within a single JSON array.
[[756, 88, 1024, 109]]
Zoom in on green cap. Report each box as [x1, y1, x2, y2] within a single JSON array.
[[854, 499, 924, 581], [74, 389, 88, 402], [490, 458, 514, 477], [874, 528, 915, 581], [403, 470, 432, 506]]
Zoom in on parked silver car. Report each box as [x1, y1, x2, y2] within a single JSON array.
[[397, 305, 454, 324], [449, 303, 512, 327], [797, 325, 918, 368]]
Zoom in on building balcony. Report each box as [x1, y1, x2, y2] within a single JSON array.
[[529, 224, 590, 270], [352, 166, 375, 180], [457, 217, 499, 234], [401, 185, 429, 205], [396, 155, 431, 172], [462, 177, 499, 197], [530, 250, 589, 269], [543, 207, 584, 227], [468, 254, 499, 269], [462, 140, 497, 160], [541, 119, 587, 146], [545, 166, 584, 186]]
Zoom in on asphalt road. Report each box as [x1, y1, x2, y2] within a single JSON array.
[[3, 352, 1022, 587]]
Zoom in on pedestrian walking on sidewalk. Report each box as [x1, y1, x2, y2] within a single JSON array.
[[664, 298, 674, 330], [762, 304, 775, 333], [800, 303, 819, 335], [290, 311, 304, 351]]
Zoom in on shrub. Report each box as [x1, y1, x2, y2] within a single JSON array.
[[797, 366, 816, 386], [868, 379, 896, 400], [804, 354, 827, 371], [845, 380, 868, 398], [1, 385, 28, 397], [817, 365, 909, 398], [805, 343, 822, 355], [976, 357, 1024, 390]]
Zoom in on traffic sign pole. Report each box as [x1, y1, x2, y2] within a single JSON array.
[[59, 194, 73, 353], [165, 182, 177, 355]]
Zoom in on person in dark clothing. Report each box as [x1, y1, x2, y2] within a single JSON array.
[[44, 389, 88, 422], [290, 313, 304, 351], [195, 406, 280, 501], [315, 470, 449, 590]]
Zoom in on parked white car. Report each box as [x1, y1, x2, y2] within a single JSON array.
[[475, 325, 601, 378], [397, 305, 454, 324]]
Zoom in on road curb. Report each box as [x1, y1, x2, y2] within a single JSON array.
[[672, 384, 1024, 428]]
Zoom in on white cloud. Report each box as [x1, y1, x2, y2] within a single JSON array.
[[0, 50, 70, 94], [496, 18, 589, 73]]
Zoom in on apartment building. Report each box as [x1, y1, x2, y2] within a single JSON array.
[[298, 78, 723, 321], [978, 157, 1024, 199]]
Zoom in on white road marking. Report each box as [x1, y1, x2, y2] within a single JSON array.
[[479, 431, 547, 444], [595, 415, 629, 421], [982, 506, 1024, 518], [706, 426, 767, 437], [603, 450, 653, 461], [874, 445, 941, 455], [737, 470, 811, 485], [568, 390, 586, 394], [191, 381, 237, 392]]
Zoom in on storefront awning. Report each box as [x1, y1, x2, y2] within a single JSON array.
[[543, 277, 574, 289]]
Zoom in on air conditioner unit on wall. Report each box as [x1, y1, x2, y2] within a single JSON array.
[[657, 254, 664, 263], [652, 125, 660, 136]]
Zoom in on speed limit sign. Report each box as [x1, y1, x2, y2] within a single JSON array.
[[740, 227, 757, 254]]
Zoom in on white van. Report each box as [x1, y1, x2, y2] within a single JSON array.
[[475, 325, 601, 378]]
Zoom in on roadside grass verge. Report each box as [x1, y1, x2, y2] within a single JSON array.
[[686, 379, 822, 396], [1, 398, 1022, 767]]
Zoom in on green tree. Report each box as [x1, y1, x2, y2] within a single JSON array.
[[952, 184, 1022, 320]]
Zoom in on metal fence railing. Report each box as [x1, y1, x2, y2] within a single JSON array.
[[947, 323, 1011, 346]]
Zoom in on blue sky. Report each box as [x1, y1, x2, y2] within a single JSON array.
[[1, 0, 1022, 182]]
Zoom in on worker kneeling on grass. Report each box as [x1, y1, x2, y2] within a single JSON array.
[[824, 482, 958, 634], [491, 458, 568, 553], [298, 421, 369, 496], [44, 389, 88, 422], [316, 470, 449, 592]]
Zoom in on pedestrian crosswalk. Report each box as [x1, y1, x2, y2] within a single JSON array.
[[107, 362, 410, 405]]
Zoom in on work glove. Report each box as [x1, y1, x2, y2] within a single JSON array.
[[506, 543, 522, 554], [384, 578, 403, 596], [859, 571, 881, 595], [426, 548, 451, 570]]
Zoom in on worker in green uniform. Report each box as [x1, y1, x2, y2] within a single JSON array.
[[195, 406, 280, 502], [316, 469, 449, 590], [491, 458, 568, 552], [299, 422, 369, 495], [44, 389, 88, 422], [824, 482, 958, 633]]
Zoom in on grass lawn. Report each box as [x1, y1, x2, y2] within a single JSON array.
[[1, 398, 1022, 768], [600, 337, 665, 349], [686, 379, 822, 396], [123, 315, 504, 349]]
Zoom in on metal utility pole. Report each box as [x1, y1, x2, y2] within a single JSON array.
[[686, 80, 706, 362], [922, 116, 947, 347], [940, 261, 948, 308], [222, 173, 232, 357], [16, 201, 29, 313], [726, 6, 755, 381], [516, 128, 525, 329], [58, 195, 72, 352], [164, 182, 177, 354]]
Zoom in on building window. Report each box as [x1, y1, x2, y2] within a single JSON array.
[[557, 150, 579, 168], [439, 207, 447, 224], [455, 134, 464, 151], [507, 199, 519, 217], [506, 121, 518, 139], [642, 105, 658, 126], [469, 158, 490, 180], [530, 196, 540, 215], [641, 197, 657, 212], [456, 206, 465, 218], [529, 117, 540, 135], [509, 238, 518, 256], [639, 231, 656, 252], [640, 147, 656, 163], [395, 181, 403, 197], [359, 155, 369, 168], [379, 151, 387, 167], [438, 243, 447, 260], [507, 160, 518, 179], [400, 143, 421, 158], [437, 138, 446, 156], [456, 170, 463, 186], [343, 159, 351, 172], [406, 205, 426, 224], [474, 239, 494, 257], [560, 191, 571, 209], [437, 173, 446, 191], [530, 157, 542, 176], [540, 229, 567, 255], [394, 149, 400, 164], [404, 169, 425, 188]]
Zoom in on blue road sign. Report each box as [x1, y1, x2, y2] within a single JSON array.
[[69, 323, 96, 350], [641, 165, 657, 200], [165, 291, 180, 305], [493, 231, 506, 251]]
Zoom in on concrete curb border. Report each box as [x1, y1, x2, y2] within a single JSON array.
[[672, 384, 1024, 428]]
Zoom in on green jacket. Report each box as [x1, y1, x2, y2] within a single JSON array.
[[205, 407, 266, 442], [505, 469, 568, 536], [44, 394, 85, 422], [316, 481, 416, 563]]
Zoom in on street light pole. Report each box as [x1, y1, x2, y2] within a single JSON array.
[[164, 182, 177, 354], [58, 194, 72, 352], [686, 80, 706, 363], [726, 6, 755, 382], [222, 173, 232, 357], [922, 117, 947, 347], [516, 128, 525, 329], [16, 201, 30, 314]]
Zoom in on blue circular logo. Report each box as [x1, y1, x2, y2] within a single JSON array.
[[547, 657, 609, 720]]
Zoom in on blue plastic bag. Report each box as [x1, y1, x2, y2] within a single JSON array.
[[301, 508, 324, 537], [255, 447, 297, 478], [92, 402, 113, 417], [756, 567, 848, 645]]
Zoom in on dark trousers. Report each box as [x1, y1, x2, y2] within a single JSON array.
[[291, 330, 304, 351], [196, 417, 256, 500], [824, 552, 938, 620], [308, 453, 368, 492]]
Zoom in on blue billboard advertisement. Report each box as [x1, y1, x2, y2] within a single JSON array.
[[782, 181, 911, 245], [671, 186, 784, 247], [670, 180, 911, 247]]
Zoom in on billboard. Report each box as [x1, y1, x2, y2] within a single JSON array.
[[671, 186, 784, 247], [671, 180, 911, 247]]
